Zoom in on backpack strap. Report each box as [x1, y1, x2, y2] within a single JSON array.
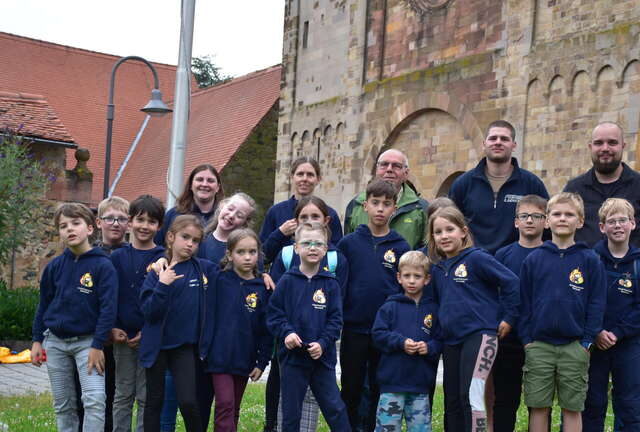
[[327, 250, 338, 275], [282, 245, 294, 270]]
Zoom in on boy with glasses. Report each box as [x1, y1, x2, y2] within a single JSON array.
[[95, 195, 130, 431], [583, 198, 640, 431], [493, 195, 547, 431]]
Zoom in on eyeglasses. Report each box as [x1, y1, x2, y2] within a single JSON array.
[[516, 213, 545, 222], [376, 161, 406, 170], [605, 217, 631, 227], [101, 216, 128, 226], [298, 240, 327, 249]]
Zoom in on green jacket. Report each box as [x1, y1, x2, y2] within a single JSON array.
[[343, 183, 428, 249]]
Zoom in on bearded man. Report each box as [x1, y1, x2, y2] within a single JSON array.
[[564, 121, 640, 246]]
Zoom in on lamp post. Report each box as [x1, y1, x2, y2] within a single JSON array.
[[103, 56, 172, 198]]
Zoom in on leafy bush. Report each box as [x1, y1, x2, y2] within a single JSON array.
[[0, 131, 49, 267], [0, 280, 39, 340]]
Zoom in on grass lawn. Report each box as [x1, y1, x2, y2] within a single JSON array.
[[0, 383, 615, 431]]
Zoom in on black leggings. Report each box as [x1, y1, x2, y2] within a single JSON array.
[[264, 354, 280, 430], [145, 344, 203, 432], [443, 332, 498, 432]]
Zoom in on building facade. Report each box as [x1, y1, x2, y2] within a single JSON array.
[[275, 0, 640, 217]]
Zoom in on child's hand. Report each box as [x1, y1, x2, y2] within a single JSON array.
[[404, 338, 418, 355], [31, 342, 44, 367], [159, 263, 184, 285], [284, 333, 302, 350], [111, 328, 127, 344], [263, 273, 276, 291], [127, 331, 142, 348], [596, 330, 617, 350], [249, 367, 263, 382], [416, 341, 429, 355], [151, 257, 169, 275], [87, 348, 105, 375], [307, 342, 323, 360], [498, 321, 512, 339], [279, 219, 298, 237]]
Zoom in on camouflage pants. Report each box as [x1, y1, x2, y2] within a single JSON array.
[[375, 392, 431, 432]]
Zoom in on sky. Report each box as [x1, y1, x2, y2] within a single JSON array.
[[1, 0, 285, 78]]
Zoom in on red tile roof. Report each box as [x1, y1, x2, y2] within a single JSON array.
[[0, 32, 186, 205], [113, 65, 282, 203], [0, 91, 75, 144]]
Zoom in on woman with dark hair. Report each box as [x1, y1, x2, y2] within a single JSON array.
[[259, 156, 343, 263], [155, 164, 224, 246]]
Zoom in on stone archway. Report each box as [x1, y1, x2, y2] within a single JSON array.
[[382, 106, 480, 199]]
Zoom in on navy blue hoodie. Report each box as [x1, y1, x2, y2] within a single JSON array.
[[495, 242, 542, 341], [266, 268, 342, 369], [431, 247, 520, 345], [338, 225, 411, 334], [200, 270, 272, 376], [139, 257, 217, 367], [593, 240, 640, 341], [269, 243, 349, 298], [32, 247, 117, 350], [449, 158, 549, 254], [111, 244, 165, 338], [259, 196, 343, 263], [372, 293, 442, 394], [519, 241, 606, 346]]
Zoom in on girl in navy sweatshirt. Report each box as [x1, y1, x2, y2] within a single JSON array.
[[31, 203, 117, 432], [200, 228, 272, 431], [427, 206, 519, 432], [139, 215, 218, 432]]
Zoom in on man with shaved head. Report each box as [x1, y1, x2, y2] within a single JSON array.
[[564, 121, 640, 246], [344, 148, 428, 249]]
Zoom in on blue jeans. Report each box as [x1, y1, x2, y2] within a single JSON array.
[[43, 331, 105, 432]]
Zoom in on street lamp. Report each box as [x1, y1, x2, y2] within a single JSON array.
[[103, 56, 172, 198]]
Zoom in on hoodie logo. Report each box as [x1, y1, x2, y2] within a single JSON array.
[[245, 293, 258, 311], [80, 273, 93, 288], [146, 263, 154, 273], [202, 274, 208, 288], [313, 289, 326, 304], [424, 314, 432, 328], [454, 263, 468, 280], [569, 268, 584, 292], [422, 313, 433, 334], [569, 269, 584, 284], [384, 249, 397, 264], [618, 277, 633, 294]]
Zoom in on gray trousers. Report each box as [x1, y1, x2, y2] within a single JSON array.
[[113, 342, 146, 432]]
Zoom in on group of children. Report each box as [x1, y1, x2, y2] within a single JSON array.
[[30, 175, 638, 432]]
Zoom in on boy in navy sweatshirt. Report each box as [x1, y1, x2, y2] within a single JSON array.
[[582, 198, 640, 431], [267, 222, 351, 432], [31, 203, 118, 431], [372, 251, 441, 431], [338, 179, 411, 431], [493, 194, 547, 431], [110, 195, 165, 432], [520, 192, 606, 432]]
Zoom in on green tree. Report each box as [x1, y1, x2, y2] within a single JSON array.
[[191, 55, 232, 89], [0, 132, 49, 284]]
